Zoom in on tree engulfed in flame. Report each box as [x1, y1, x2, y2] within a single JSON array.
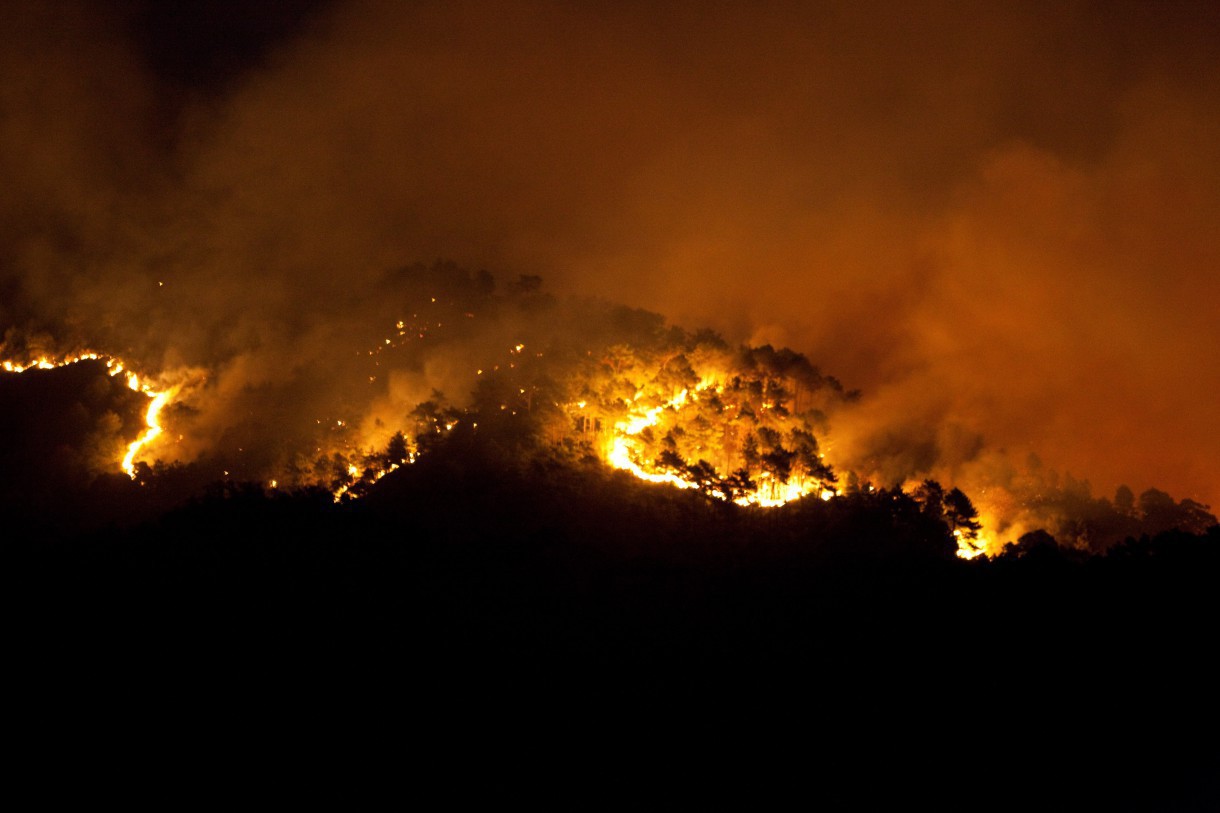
[[553, 343, 842, 510], [1, 271, 996, 558], [7, 259, 1213, 564], [599, 384, 835, 508], [1, 341, 989, 559], [1, 320, 986, 560]]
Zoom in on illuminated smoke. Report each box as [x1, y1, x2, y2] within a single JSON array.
[[2, 3, 1219, 546]]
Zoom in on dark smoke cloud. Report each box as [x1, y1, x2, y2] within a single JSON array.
[[4, 1, 1220, 517]]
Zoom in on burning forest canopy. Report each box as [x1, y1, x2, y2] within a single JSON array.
[[2, 262, 1214, 555], [2, 2, 1220, 556], [6, 7, 1220, 803]]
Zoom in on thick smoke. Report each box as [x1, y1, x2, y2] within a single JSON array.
[[3, 1, 1220, 531]]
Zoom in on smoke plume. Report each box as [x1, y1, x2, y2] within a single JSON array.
[[3, 1, 1220, 537]]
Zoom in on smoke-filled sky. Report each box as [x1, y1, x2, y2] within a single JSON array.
[[3, 0, 1220, 507]]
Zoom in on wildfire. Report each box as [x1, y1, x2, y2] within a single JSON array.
[[1, 351, 178, 479], [1, 324, 997, 558], [954, 529, 988, 560], [331, 461, 402, 502], [121, 387, 175, 478], [607, 437, 699, 492], [596, 377, 835, 508], [586, 365, 1002, 558]]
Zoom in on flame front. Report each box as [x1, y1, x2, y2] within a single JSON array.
[[2, 352, 179, 478], [581, 366, 838, 508], [1, 324, 999, 555], [121, 386, 174, 478]]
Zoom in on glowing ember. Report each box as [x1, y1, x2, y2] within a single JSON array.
[[2, 331, 1004, 553]]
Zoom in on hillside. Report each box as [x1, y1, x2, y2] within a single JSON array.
[[2, 431, 1217, 805]]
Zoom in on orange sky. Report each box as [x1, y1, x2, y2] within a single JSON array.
[[3, 1, 1219, 507]]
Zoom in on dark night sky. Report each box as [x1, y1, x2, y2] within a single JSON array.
[[3, 0, 1220, 518]]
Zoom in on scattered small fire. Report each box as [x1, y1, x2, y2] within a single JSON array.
[[1, 325, 995, 557], [331, 461, 402, 502]]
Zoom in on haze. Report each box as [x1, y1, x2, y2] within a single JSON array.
[[2, 1, 1218, 508]]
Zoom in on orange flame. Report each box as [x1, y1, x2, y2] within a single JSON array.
[[1, 351, 178, 478], [597, 380, 834, 508], [121, 386, 175, 478]]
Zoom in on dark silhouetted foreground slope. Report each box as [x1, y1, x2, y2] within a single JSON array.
[[1, 437, 1217, 807]]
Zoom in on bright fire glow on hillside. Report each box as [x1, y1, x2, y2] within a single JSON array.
[[121, 386, 175, 478], [954, 529, 990, 560], [1, 352, 178, 479], [600, 383, 835, 508], [2, 331, 991, 560]]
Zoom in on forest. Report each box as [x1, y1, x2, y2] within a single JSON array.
[[2, 264, 1217, 805]]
